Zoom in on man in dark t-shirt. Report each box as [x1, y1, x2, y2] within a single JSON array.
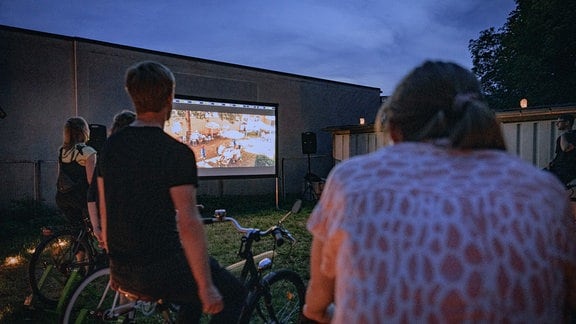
[[97, 61, 244, 322], [547, 114, 576, 185]]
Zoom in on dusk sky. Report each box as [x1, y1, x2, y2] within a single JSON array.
[[0, 0, 516, 94]]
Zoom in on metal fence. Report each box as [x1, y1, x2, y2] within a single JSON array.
[[0, 160, 58, 207]]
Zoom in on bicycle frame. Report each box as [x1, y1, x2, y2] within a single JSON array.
[[236, 229, 276, 287], [62, 200, 304, 323], [28, 215, 105, 311]]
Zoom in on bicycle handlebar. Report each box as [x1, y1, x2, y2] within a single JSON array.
[[202, 214, 296, 245]]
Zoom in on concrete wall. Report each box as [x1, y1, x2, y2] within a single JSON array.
[[0, 26, 382, 207]]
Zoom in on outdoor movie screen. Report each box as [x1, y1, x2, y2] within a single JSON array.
[[165, 95, 278, 178]]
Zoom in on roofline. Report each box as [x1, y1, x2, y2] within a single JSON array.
[[1, 24, 381, 92], [496, 105, 576, 123]]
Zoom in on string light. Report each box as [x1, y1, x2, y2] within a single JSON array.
[[4, 255, 23, 267]]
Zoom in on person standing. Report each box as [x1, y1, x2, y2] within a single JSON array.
[[56, 116, 97, 229], [200, 144, 206, 160], [97, 61, 245, 322], [303, 61, 576, 323], [546, 114, 576, 186], [86, 110, 136, 245]]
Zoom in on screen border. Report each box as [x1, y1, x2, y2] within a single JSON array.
[[170, 94, 279, 179]]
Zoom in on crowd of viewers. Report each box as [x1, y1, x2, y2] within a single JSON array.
[[54, 60, 576, 323]]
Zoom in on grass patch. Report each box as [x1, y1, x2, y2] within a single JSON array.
[[201, 195, 313, 281], [0, 195, 314, 322]]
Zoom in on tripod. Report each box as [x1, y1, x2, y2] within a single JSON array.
[[302, 153, 318, 201]]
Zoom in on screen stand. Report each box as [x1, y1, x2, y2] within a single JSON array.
[[302, 154, 318, 201], [275, 177, 280, 209]]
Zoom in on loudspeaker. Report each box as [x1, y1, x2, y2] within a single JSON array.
[[87, 124, 107, 152], [301, 132, 317, 155]]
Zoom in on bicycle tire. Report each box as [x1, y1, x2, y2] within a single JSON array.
[[62, 267, 177, 323], [239, 269, 306, 324], [28, 229, 94, 306]]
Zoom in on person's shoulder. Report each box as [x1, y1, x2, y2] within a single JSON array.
[[160, 132, 194, 153], [566, 129, 576, 139], [331, 145, 396, 175], [76, 143, 97, 156], [497, 150, 561, 183]]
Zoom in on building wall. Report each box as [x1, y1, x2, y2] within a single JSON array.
[[0, 26, 382, 207]]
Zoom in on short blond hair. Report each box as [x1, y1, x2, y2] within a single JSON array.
[[124, 61, 175, 113]]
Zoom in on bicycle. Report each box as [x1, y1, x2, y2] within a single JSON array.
[[61, 200, 306, 323], [28, 215, 106, 309]]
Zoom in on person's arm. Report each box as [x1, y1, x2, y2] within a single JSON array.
[[87, 170, 103, 244], [97, 176, 108, 252], [563, 261, 576, 320], [87, 201, 103, 244], [560, 133, 575, 152], [171, 184, 224, 315], [85, 153, 97, 184], [303, 237, 335, 323]]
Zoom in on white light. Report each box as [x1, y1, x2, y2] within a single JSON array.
[[4, 255, 23, 266]]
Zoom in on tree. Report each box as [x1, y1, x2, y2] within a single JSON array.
[[469, 0, 576, 110]]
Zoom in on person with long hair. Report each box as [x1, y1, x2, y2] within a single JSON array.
[[303, 61, 576, 323], [56, 116, 97, 228]]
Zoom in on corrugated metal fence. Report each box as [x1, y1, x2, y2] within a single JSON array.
[[326, 106, 576, 168]]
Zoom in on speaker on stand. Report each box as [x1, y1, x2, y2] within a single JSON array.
[[87, 124, 107, 153], [301, 132, 320, 201]]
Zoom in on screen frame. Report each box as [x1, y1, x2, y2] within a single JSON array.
[[167, 94, 279, 179]]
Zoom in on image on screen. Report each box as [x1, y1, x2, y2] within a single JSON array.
[[165, 95, 278, 178]]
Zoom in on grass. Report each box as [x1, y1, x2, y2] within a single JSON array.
[[0, 195, 314, 323]]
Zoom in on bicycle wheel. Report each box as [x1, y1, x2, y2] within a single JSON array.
[[240, 269, 306, 324], [62, 267, 177, 323], [28, 229, 93, 306]]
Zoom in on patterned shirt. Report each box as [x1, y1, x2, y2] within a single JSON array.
[[308, 142, 576, 323]]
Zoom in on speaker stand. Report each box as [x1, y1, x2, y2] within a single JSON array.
[[302, 153, 317, 201]]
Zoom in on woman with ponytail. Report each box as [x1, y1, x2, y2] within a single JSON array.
[[56, 116, 97, 228], [304, 61, 576, 323]]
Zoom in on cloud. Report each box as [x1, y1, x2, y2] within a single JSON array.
[[0, 0, 515, 93]]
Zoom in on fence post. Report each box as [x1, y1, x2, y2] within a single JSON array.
[[35, 160, 42, 203]]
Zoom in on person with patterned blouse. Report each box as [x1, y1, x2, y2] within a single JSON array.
[[303, 61, 576, 323]]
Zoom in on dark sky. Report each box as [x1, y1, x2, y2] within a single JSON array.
[[0, 0, 515, 94]]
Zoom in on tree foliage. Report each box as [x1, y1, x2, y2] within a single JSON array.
[[469, 0, 576, 110]]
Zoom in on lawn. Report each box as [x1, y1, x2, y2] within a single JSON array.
[[0, 195, 314, 323]]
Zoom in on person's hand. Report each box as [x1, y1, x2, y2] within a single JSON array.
[[302, 303, 334, 323], [93, 228, 104, 248], [199, 285, 224, 315]]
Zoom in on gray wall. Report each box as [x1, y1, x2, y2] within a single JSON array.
[[0, 26, 382, 207]]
